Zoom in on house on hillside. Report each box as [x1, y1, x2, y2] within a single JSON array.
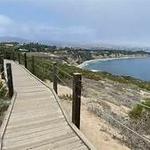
[[18, 48, 29, 52]]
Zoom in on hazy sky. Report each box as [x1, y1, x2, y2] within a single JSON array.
[[0, 0, 150, 46]]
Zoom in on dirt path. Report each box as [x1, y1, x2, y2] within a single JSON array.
[[60, 98, 130, 150]]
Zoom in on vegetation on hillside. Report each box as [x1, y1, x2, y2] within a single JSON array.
[[0, 81, 9, 126], [1, 42, 150, 64], [129, 98, 150, 119], [3, 49, 150, 92]]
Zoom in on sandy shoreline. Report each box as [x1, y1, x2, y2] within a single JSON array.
[[78, 55, 149, 69]]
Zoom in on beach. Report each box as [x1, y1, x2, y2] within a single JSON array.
[[78, 55, 148, 69]]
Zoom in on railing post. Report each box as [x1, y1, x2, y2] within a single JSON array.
[[18, 53, 21, 64], [12, 51, 15, 61], [32, 56, 35, 74], [53, 62, 57, 94], [6, 63, 14, 98], [0, 56, 5, 79], [72, 73, 82, 129], [4, 50, 6, 59], [24, 53, 27, 68]]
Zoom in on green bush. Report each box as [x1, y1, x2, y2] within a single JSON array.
[[129, 99, 150, 119], [0, 100, 10, 116], [0, 80, 9, 125]]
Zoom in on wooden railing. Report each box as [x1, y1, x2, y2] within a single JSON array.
[[3, 52, 82, 129]]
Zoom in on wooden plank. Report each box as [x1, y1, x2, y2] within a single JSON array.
[[9, 108, 60, 119], [6, 115, 64, 131], [32, 136, 79, 150], [5, 118, 66, 135], [3, 129, 73, 149], [52, 140, 83, 150], [4, 124, 71, 145], [4, 132, 75, 150], [5, 120, 67, 139], [7, 112, 62, 126]]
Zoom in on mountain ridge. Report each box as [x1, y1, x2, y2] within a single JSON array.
[[0, 36, 149, 51]]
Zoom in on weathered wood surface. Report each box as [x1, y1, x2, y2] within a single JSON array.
[[1, 60, 92, 150]]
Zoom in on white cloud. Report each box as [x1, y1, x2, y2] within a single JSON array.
[[1, 0, 150, 45], [0, 14, 13, 26], [0, 14, 96, 42], [0, 15, 15, 36]]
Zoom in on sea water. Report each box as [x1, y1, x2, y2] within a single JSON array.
[[83, 57, 150, 81]]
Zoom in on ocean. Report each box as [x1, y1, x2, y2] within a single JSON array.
[[82, 57, 150, 81]]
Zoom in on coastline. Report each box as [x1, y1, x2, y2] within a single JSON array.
[[77, 55, 149, 69]]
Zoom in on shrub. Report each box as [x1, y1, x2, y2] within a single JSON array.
[[129, 99, 150, 119]]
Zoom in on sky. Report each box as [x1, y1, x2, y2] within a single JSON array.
[[0, 0, 150, 46]]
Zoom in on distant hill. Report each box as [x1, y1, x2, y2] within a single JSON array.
[[0, 36, 75, 47], [0, 36, 149, 51], [0, 36, 117, 48], [0, 36, 30, 43]]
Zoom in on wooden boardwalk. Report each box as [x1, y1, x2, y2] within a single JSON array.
[[0, 60, 94, 150]]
